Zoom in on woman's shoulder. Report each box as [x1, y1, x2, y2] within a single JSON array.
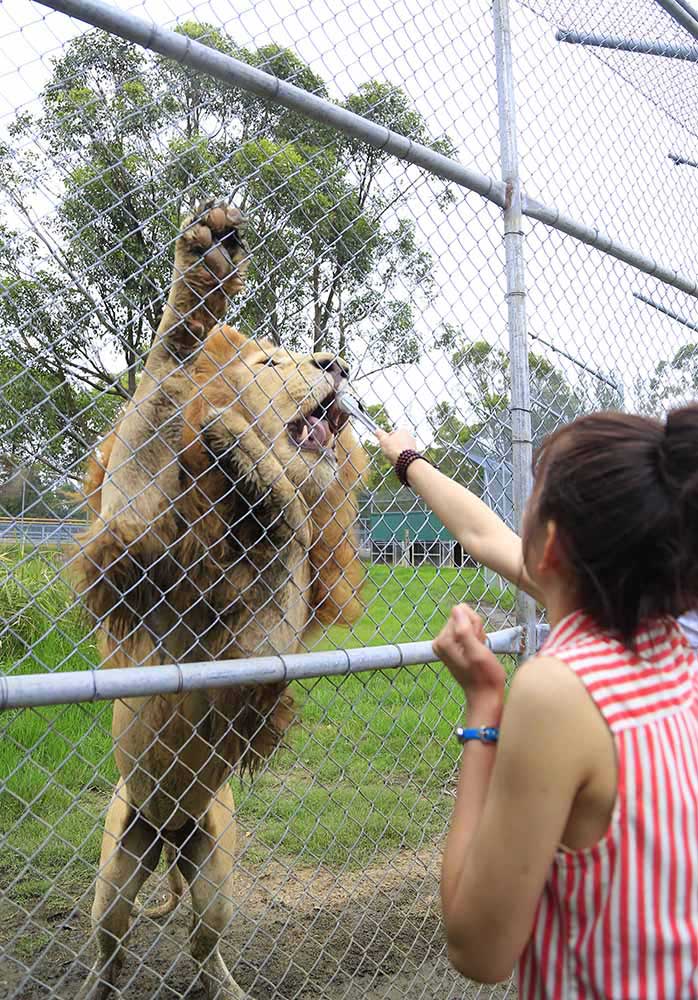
[[542, 610, 693, 667], [540, 610, 614, 661], [508, 653, 596, 717], [521, 614, 698, 735]]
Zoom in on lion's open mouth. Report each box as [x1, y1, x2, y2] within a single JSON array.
[[287, 390, 348, 452]]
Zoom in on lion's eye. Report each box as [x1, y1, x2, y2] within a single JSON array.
[[261, 357, 278, 367]]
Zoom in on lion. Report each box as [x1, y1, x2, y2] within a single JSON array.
[[73, 199, 367, 999]]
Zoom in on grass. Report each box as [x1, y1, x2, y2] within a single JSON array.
[[320, 561, 515, 649], [0, 546, 516, 898]]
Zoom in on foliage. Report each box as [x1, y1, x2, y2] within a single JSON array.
[[360, 404, 394, 491], [634, 342, 698, 416], [0, 340, 120, 487], [438, 330, 623, 459], [0, 25, 453, 436], [425, 401, 482, 489]]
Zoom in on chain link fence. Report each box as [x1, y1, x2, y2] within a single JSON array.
[[1, 0, 697, 997]]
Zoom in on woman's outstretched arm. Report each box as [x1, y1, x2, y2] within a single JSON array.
[[376, 429, 542, 603]]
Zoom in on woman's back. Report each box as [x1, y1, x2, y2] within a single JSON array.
[[519, 611, 698, 1000]]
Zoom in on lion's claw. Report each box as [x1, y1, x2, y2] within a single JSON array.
[[175, 197, 250, 321], [181, 198, 248, 257]]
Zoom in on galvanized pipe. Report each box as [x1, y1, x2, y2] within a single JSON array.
[[528, 330, 623, 394], [32, 0, 698, 299], [556, 28, 698, 63], [633, 290, 698, 333], [669, 153, 698, 168], [676, 0, 698, 21], [0, 628, 523, 710], [33, 0, 505, 206], [521, 194, 698, 296], [493, 0, 537, 661], [655, 0, 698, 42]]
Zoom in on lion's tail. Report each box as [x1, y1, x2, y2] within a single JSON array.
[[141, 843, 185, 919]]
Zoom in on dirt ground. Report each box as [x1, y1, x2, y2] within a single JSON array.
[[0, 847, 516, 1000]]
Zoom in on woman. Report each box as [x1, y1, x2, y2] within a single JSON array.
[[377, 409, 698, 997]]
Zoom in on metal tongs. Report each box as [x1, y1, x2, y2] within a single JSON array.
[[336, 390, 381, 437]]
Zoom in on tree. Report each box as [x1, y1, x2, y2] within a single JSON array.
[[0, 26, 453, 417], [424, 401, 482, 489], [634, 342, 698, 416], [361, 404, 394, 491], [440, 333, 621, 458], [0, 223, 122, 487], [0, 349, 120, 483], [0, 460, 78, 517]]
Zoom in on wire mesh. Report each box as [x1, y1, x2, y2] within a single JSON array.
[[1, 0, 696, 997]]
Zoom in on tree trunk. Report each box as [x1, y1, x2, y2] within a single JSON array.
[[269, 291, 281, 345], [338, 281, 346, 358], [125, 315, 138, 397], [312, 263, 323, 352]]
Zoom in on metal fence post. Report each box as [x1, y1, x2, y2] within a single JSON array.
[[492, 0, 538, 660]]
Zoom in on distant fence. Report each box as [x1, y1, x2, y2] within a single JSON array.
[[0, 517, 86, 546]]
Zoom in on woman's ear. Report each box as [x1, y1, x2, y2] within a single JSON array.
[[538, 520, 563, 574]]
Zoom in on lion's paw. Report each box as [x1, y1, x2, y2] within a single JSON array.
[[180, 197, 248, 257], [158, 195, 250, 354]]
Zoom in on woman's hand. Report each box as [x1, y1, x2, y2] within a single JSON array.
[[374, 428, 417, 465], [433, 605, 506, 702]]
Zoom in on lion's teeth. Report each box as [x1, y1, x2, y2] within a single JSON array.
[[300, 424, 309, 441]]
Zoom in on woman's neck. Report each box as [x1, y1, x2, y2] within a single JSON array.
[[539, 580, 581, 630]]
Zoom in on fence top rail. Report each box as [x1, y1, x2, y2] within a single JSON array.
[[0, 629, 528, 710], [33, 0, 506, 206], [0, 516, 87, 526], [556, 28, 698, 63], [32, 0, 698, 299]]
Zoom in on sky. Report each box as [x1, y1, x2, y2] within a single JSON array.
[[1, 0, 698, 457]]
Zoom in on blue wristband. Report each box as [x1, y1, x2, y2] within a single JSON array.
[[455, 725, 499, 745]]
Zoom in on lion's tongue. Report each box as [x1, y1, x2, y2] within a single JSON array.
[[306, 416, 329, 448]]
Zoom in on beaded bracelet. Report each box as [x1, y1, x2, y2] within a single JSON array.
[[394, 449, 430, 488]]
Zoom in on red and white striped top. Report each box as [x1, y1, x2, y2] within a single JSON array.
[[518, 610, 698, 1000]]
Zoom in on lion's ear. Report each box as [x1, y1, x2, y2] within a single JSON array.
[[218, 325, 249, 349], [201, 325, 250, 369]]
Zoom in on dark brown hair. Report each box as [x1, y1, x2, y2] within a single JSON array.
[[527, 405, 698, 645]]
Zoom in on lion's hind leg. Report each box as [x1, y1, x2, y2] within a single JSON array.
[[139, 841, 186, 918], [77, 781, 162, 1000], [176, 783, 245, 999]]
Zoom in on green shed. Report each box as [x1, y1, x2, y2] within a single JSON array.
[[358, 490, 472, 567]]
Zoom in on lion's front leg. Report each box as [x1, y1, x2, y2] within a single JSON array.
[[201, 406, 312, 550], [75, 198, 249, 627], [157, 199, 249, 362], [96, 200, 247, 528]]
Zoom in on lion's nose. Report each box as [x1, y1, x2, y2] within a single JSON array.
[[311, 354, 350, 381]]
